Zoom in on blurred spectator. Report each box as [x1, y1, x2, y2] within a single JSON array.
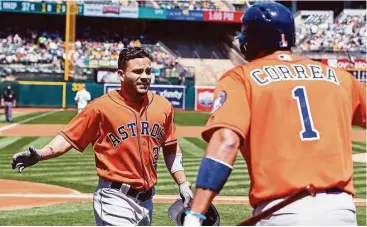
[[297, 13, 366, 53], [101, 71, 120, 83], [157, 0, 218, 10]]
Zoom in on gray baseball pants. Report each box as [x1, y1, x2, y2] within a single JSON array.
[[4, 102, 12, 122], [93, 178, 154, 226]]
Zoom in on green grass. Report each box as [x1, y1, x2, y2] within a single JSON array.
[[174, 111, 209, 126], [0, 136, 365, 198], [353, 125, 365, 130], [0, 112, 29, 123], [353, 141, 366, 154], [0, 202, 364, 226], [24, 110, 77, 124], [0, 112, 49, 123]]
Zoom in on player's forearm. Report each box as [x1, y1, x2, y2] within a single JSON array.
[[39, 135, 73, 160], [163, 143, 187, 184], [190, 188, 216, 214], [171, 170, 187, 185], [204, 128, 241, 164]]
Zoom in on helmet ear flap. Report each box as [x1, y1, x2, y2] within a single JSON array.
[[234, 33, 248, 56]]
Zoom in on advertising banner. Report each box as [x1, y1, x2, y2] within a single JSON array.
[[195, 87, 215, 112], [203, 10, 243, 23], [321, 59, 367, 69], [166, 9, 203, 21], [84, 4, 138, 18], [0, 1, 83, 15], [139, 7, 167, 19], [104, 84, 186, 109]]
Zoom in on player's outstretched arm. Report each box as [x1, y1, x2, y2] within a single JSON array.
[[184, 128, 241, 226], [163, 143, 193, 208], [11, 135, 73, 173]]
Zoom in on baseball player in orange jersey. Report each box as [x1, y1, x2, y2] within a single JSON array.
[[184, 2, 366, 226], [11, 47, 193, 226]]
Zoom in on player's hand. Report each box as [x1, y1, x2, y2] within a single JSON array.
[[179, 181, 193, 208], [11, 147, 42, 173]]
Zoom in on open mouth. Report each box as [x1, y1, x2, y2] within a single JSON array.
[[138, 84, 149, 88]]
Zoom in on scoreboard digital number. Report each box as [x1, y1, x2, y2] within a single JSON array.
[[346, 68, 367, 83], [1, 1, 83, 15]]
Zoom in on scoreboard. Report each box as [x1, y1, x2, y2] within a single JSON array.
[[346, 68, 367, 83], [0, 1, 83, 15]]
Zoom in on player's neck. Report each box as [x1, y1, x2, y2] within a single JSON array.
[[120, 84, 145, 104]]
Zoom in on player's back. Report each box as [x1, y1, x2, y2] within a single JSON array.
[[237, 51, 366, 206]]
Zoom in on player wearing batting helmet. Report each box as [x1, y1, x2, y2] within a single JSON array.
[[184, 2, 365, 226], [11, 47, 193, 226]]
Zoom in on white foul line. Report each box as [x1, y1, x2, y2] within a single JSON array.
[[0, 109, 63, 133]]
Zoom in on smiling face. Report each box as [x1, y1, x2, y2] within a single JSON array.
[[119, 57, 152, 96]]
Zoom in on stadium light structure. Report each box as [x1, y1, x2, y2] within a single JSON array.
[[64, 1, 77, 81]]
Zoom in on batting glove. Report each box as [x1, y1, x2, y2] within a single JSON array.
[[11, 147, 42, 173], [179, 181, 193, 208]]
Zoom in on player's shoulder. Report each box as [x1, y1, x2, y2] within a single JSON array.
[[86, 92, 111, 108], [218, 65, 245, 82]]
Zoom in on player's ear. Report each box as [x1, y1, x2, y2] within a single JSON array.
[[117, 69, 124, 81]]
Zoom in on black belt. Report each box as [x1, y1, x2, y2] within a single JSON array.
[[322, 187, 343, 194], [110, 182, 153, 202]]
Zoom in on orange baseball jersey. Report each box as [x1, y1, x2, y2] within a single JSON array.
[[59, 90, 177, 190], [202, 51, 366, 207]]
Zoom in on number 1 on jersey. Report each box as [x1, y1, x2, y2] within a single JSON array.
[[292, 86, 320, 141]]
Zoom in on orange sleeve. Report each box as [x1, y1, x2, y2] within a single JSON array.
[[351, 76, 366, 129], [161, 104, 177, 147], [202, 69, 251, 145], [59, 104, 100, 152]]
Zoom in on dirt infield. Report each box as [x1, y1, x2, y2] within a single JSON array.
[[0, 107, 63, 114], [0, 124, 365, 141]]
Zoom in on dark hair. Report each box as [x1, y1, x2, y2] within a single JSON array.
[[118, 47, 151, 70]]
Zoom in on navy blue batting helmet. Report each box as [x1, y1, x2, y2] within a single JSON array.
[[236, 2, 295, 61]]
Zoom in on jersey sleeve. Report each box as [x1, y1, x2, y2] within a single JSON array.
[[351, 76, 366, 129], [202, 68, 251, 145], [161, 104, 177, 147], [87, 92, 91, 101], [59, 104, 100, 152], [74, 92, 79, 101]]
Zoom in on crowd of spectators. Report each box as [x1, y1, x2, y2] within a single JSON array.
[[297, 13, 366, 53], [156, 0, 218, 10], [0, 30, 183, 79], [18, 0, 138, 6]]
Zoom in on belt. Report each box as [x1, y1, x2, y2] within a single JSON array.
[[110, 182, 153, 202], [320, 187, 343, 194]]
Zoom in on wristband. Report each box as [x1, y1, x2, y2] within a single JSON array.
[[196, 157, 232, 194], [184, 210, 207, 220]]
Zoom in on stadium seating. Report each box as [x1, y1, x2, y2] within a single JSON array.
[[0, 30, 193, 82], [155, 0, 218, 10], [296, 9, 366, 53]]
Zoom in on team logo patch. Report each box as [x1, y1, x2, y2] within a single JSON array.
[[211, 91, 227, 114], [198, 91, 214, 107]]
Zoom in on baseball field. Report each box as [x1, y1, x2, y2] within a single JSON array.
[[0, 108, 365, 226]]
